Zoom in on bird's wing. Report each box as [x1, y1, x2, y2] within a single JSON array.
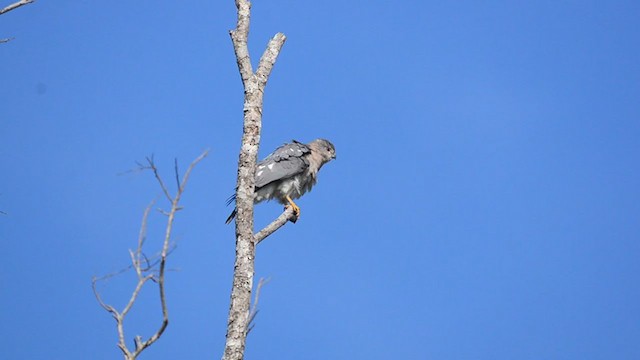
[[255, 141, 311, 188]]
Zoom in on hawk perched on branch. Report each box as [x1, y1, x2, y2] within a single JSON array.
[[226, 139, 336, 224]]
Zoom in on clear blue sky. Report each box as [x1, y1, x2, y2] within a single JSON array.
[[2, 1, 639, 359]]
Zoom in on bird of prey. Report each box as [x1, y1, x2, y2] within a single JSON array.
[[226, 138, 336, 224]]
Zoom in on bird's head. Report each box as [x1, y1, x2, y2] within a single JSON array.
[[309, 138, 337, 162]]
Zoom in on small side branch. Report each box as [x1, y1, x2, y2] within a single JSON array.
[[247, 277, 270, 334], [254, 207, 296, 244], [255, 33, 286, 87], [145, 155, 173, 203], [0, 0, 33, 15]]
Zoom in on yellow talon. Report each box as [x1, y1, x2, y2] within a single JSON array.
[[285, 195, 301, 217]]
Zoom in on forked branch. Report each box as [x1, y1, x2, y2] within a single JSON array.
[[93, 150, 208, 360], [223, 0, 287, 359]]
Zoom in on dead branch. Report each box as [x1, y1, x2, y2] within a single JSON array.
[[223, 1, 286, 359], [0, 0, 33, 15], [254, 207, 296, 244], [1, 0, 34, 43], [146, 155, 173, 203], [93, 150, 208, 360], [247, 277, 271, 334]]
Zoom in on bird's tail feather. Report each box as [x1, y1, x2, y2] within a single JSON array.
[[225, 208, 237, 224], [225, 192, 237, 224]]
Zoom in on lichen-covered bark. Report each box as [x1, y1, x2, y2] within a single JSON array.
[[223, 1, 286, 359]]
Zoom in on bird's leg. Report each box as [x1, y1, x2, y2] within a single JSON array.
[[285, 195, 301, 218]]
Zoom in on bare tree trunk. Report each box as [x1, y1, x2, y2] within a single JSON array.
[[223, 1, 286, 359]]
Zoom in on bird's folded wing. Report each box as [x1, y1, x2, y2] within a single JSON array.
[[255, 142, 311, 188]]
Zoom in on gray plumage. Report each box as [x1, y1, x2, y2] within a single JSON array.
[[226, 139, 336, 224]]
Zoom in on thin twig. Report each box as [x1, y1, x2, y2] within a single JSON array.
[[92, 249, 167, 287], [146, 155, 173, 203], [131, 150, 208, 358], [247, 277, 271, 334], [91, 276, 118, 314], [178, 151, 208, 192], [0, 0, 33, 15], [174, 158, 180, 193], [116, 161, 149, 177], [1, 0, 35, 43], [93, 150, 208, 360], [136, 201, 154, 263]]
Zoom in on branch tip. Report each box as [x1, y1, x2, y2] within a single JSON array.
[[94, 151, 207, 359]]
